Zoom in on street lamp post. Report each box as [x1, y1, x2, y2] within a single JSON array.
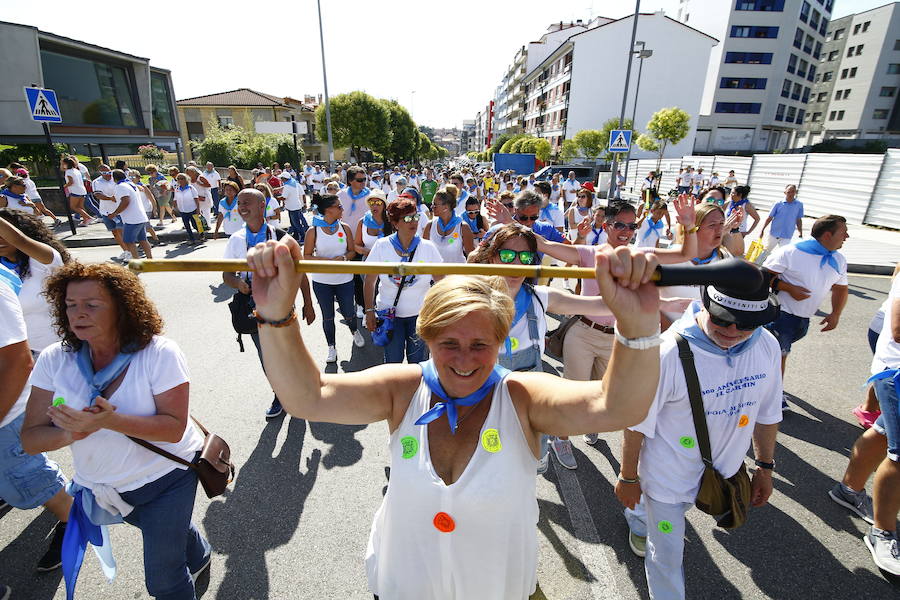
[[607, 0, 640, 201], [623, 41, 653, 187], [316, 0, 335, 171]]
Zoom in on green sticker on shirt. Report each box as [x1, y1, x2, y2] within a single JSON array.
[[679, 436, 695, 449], [401, 436, 418, 459], [658, 520, 673, 534]]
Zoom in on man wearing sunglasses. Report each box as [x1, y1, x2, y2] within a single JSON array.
[[484, 190, 566, 254], [615, 273, 782, 600], [338, 165, 373, 314]]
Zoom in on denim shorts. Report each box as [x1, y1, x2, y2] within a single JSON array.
[[872, 376, 900, 462], [764, 311, 810, 355], [0, 413, 66, 509], [122, 221, 148, 243], [102, 215, 124, 231]]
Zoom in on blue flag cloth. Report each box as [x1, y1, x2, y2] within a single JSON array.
[[415, 360, 510, 433], [505, 286, 532, 357], [73, 343, 134, 407], [642, 217, 665, 241], [672, 302, 763, 367], [62, 487, 120, 600], [0, 263, 22, 294], [794, 238, 841, 273]]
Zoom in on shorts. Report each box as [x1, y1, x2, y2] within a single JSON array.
[[102, 215, 124, 231], [677, 186, 690, 195], [0, 413, 66, 509], [30, 197, 43, 204], [871, 376, 900, 462], [122, 221, 148, 243], [764, 311, 810, 355]]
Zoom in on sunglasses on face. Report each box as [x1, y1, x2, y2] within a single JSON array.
[[708, 313, 756, 332], [368, 199, 384, 206], [400, 213, 421, 223], [466, 210, 479, 215], [609, 221, 639, 231], [354, 178, 367, 183], [515, 214, 539, 222], [498, 249, 537, 265]]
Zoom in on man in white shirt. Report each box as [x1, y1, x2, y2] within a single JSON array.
[[616, 275, 782, 599], [763, 214, 849, 407], [277, 171, 307, 241], [561, 171, 581, 209], [311, 166, 326, 194], [91, 165, 131, 262], [203, 162, 222, 214], [108, 170, 153, 260]]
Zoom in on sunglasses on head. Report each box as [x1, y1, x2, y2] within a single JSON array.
[[708, 313, 756, 332], [400, 213, 421, 223], [498, 249, 536, 265], [609, 221, 639, 231], [515, 214, 539, 222]]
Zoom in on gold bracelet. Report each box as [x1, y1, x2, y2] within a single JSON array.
[[683, 225, 699, 234], [253, 307, 297, 327]]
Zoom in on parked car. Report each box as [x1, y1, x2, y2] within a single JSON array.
[[534, 164, 600, 184]]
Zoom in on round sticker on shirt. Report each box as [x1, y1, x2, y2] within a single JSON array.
[[679, 436, 696, 449], [400, 436, 418, 459], [433, 512, 455, 533], [658, 520, 674, 534], [481, 428, 502, 453], [738, 415, 749, 428], [509, 337, 520, 352]]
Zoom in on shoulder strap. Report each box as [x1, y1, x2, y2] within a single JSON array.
[[127, 415, 209, 471], [673, 334, 714, 469], [390, 244, 418, 309]]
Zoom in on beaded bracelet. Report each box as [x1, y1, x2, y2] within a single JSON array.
[[253, 306, 297, 327]]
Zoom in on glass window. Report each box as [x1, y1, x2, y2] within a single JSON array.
[[841, 68, 848, 79], [819, 17, 828, 36], [786, 106, 797, 122], [775, 104, 786, 120], [837, 110, 845, 119], [812, 112, 822, 122], [798, 59, 808, 77], [890, 64, 900, 74], [40, 49, 141, 128], [829, 110, 836, 120], [787, 54, 798, 73], [881, 87, 897, 97], [731, 25, 779, 38], [794, 28, 804, 48], [863, 21, 870, 32], [850, 67, 857, 77], [808, 64, 817, 82], [735, 0, 785, 9], [792, 82, 803, 100], [827, 50, 838, 60], [856, 45, 864, 56], [800, 1, 810, 22], [814, 41, 822, 59], [895, 40, 900, 50], [782, 79, 792, 97], [853, 24, 860, 34], [817, 92, 828, 101], [835, 90, 842, 100], [834, 28, 845, 39], [874, 109, 890, 119], [802, 87, 810, 103], [797, 109, 805, 124], [803, 34, 814, 54], [251, 109, 272, 121], [720, 77, 767, 89], [725, 52, 773, 64], [149, 72, 175, 131], [715, 102, 762, 113], [810, 9, 820, 29], [823, 71, 833, 81]]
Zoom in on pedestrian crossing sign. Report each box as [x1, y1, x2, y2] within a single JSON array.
[[608, 129, 631, 153], [24, 87, 62, 123]]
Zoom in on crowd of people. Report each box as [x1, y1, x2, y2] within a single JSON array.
[[0, 154, 897, 600]]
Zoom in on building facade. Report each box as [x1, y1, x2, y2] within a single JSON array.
[[796, 2, 900, 147], [459, 120, 476, 155], [0, 21, 180, 159], [679, 0, 832, 153], [521, 11, 717, 157], [176, 88, 324, 161]]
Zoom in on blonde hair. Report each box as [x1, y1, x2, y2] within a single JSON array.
[[443, 183, 459, 202], [417, 275, 513, 344]]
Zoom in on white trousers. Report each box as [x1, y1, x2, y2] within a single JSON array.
[[625, 495, 694, 600]]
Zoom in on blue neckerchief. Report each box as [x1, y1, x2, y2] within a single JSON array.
[[590, 226, 604, 245], [312, 214, 339, 234], [347, 186, 370, 213], [513, 186, 521, 193], [178, 184, 190, 191], [642, 217, 665, 241], [505, 285, 532, 356], [693, 250, 719, 265], [540, 204, 557, 222], [415, 359, 510, 434], [457, 189, 469, 205], [389, 233, 420, 285], [219, 196, 237, 218], [468, 185, 478, 194], [74, 343, 135, 407], [0, 256, 21, 277], [462, 212, 480, 234], [282, 177, 298, 188], [552, 184, 559, 192], [727, 198, 748, 216], [794, 238, 840, 273], [245, 224, 269, 248], [0, 263, 22, 294], [673, 302, 763, 367], [2, 189, 25, 200], [363, 211, 384, 237], [62, 486, 119, 600], [436, 215, 462, 237]]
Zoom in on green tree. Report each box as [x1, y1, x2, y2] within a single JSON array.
[[381, 99, 418, 162], [499, 133, 528, 154], [532, 138, 551, 163], [490, 133, 516, 155], [596, 118, 638, 162], [316, 91, 390, 162], [572, 130, 606, 160], [642, 107, 691, 172], [559, 139, 580, 161]]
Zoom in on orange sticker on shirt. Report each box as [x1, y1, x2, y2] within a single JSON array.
[[738, 415, 749, 428], [433, 512, 455, 533]]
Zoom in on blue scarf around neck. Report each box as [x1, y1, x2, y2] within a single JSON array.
[[794, 238, 840, 273], [462, 212, 480, 234], [347, 186, 370, 213], [312, 215, 339, 234], [2, 189, 25, 201], [436, 215, 462, 237], [642, 217, 665, 241], [245, 224, 269, 248], [590, 226, 604, 245], [362, 211, 384, 236], [505, 285, 532, 356], [219, 196, 237, 217], [727, 197, 748, 216], [415, 359, 510, 434], [73, 343, 135, 407], [673, 302, 763, 367]]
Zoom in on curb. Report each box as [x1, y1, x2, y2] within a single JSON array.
[[847, 263, 894, 276], [61, 230, 195, 248]]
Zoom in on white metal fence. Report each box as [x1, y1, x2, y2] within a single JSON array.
[[626, 152, 900, 229]]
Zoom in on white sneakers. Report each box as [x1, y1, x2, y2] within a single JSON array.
[[353, 330, 366, 348], [326, 346, 337, 363]]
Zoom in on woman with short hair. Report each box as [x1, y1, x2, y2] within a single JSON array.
[[245, 235, 663, 599], [62, 157, 94, 226], [254, 182, 282, 227], [172, 173, 202, 245], [21, 263, 211, 599], [422, 188, 474, 263], [214, 181, 243, 239], [146, 164, 175, 226], [565, 189, 593, 241]]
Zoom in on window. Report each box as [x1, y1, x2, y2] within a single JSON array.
[[810, 9, 821, 29], [775, 104, 786, 120], [814, 41, 822, 59], [798, 59, 808, 77], [847, 46, 854, 58], [251, 108, 272, 121], [797, 109, 805, 124], [39, 49, 141, 128], [735, 0, 785, 10], [725, 51, 774, 64], [782, 79, 792, 97], [786, 106, 797, 122], [808, 64, 817, 82], [149, 72, 175, 131], [800, 1, 810, 22], [215, 109, 233, 127], [812, 112, 822, 122], [850, 67, 857, 77], [804, 34, 814, 54], [794, 28, 804, 48], [787, 54, 798, 73], [895, 40, 900, 50], [827, 50, 838, 61], [837, 110, 845, 119], [819, 18, 828, 36], [817, 92, 828, 101], [863, 21, 870, 32], [731, 25, 779, 38], [829, 110, 836, 120], [792, 82, 803, 100], [802, 87, 810, 103], [835, 90, 842, 100], [823, 71, 833, 81], [853, 24, 861, 34], [834, 28, 845, 39], [881, 87, 897, 97], [720, 77, 768, 89], [856, 45, 864, 56], [874, 109, 890, 119], [715, 102, 762, 113], [890, 64, 900, 74]]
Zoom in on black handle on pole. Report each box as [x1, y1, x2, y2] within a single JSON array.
[[654, 258, 764, 293]]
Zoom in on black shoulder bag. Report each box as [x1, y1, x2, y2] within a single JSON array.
[[228, 227, 287, 351]]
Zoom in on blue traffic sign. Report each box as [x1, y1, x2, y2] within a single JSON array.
[[24, 87, 62, 123], [608, 129, 632, 153]]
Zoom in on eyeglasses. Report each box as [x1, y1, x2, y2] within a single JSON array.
[[609, 221, 639, 231], [498, 249, 537, 265], [354, 178, 367, 183], [708, 313, 757, 332], [466, 210, 479, 216], [367, 199, 385, 206], [515, 214, 539, 222], [400, 213, 421, 223]]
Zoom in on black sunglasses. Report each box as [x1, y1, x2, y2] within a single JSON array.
[[610, 221, 639, 231], [515, 214, 540, 222], [354, 178, 367, 183], [708, 313, 756, 331]]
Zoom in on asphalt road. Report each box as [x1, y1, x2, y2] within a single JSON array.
[[1, 239, 899, 600]]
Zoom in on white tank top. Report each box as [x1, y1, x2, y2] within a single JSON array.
[[429, 217, 466, 263], [361, 221, 384, 253], [309, 224, 352, 285], [365, 376, 538, 599]]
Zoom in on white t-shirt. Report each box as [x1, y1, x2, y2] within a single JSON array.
[[539, 204, 565, 229], [364, 237, 443, 318], [224, 224, 279, 279], [92, 176, 118, 215], [19, 250, 63, 352], [2, 191, 35, 214], [203, 169, 221, 190], [31, 337, 204, 492], [309, 225, 353, 285], [873, 274, 900, 373], [505, 286, 549, 355], [65, 168, 87, 195], [115, 182, 149, 225], [23, 178, 41, 201], [561, 179, 581, 204], [631, 325, 783, 504], [311, 171, 325, 191], [281, 181, 302, 211], [635, 218, 665, 248], [173, 185, 199, 213], [0, 279, 29, 427], [763, 244, 848, 318]]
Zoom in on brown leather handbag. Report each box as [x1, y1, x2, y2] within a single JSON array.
[[129, 417, 235, 498]]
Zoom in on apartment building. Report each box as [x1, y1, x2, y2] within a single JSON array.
[[678, 0, 832, 153], [796, 2, 900, 146]]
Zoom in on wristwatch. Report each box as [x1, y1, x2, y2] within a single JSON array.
[[754, 459, 775, 470]]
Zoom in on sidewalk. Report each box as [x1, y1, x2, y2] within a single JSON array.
[[57, 217, 207, 248]]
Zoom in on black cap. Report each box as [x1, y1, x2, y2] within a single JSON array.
[[701, 269, 780, 329]]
